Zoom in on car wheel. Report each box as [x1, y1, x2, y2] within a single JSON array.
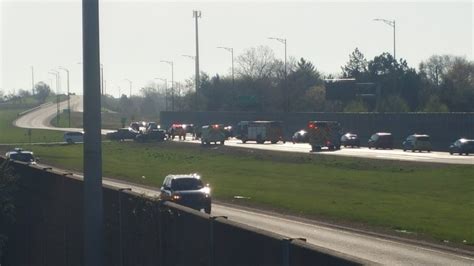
[[403, 149, 406, 152], [449, 151, 453, 155], [242, 139, 247, 144], [459, 153, 462, 155], [66, 139, 73, 144], [220, 141, 225, 145], [412, 149, 415, 152], [271, 140, 277, 144], [204, 205, 211, 214], [466, 153, 469, 156]]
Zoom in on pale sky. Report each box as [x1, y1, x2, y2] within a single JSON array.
[[1, 0, 473, 97]]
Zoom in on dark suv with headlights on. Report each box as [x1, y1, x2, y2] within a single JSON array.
[[368, 132, 393, 149], [160, 174, 212, 214], [449, 138, 474, 155]]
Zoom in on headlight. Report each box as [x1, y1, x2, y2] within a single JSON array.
[[172, 194, 181, 200]]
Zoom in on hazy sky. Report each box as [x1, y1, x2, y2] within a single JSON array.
[[1, 0, 473, 97]]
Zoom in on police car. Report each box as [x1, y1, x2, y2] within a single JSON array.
[[5, 148, 37, 165]]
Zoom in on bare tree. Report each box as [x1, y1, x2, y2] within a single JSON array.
[[236, 45, 278, 80]]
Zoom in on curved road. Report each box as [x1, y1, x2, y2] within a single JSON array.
[[13, 97, 474, 264]]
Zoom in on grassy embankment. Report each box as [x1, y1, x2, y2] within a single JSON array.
[[30, 141, 474, 246], [0, 106, 64, 144]]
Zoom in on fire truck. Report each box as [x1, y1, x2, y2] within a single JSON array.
[[236, 121, 285, 144], [307, 121, 342, 151]]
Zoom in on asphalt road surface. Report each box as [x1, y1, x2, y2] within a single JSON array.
[[178, 138, 474, 165], [14, 95, 112, 135]]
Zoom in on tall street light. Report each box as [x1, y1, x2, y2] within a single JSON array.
[[217, 46, 234, 88], [49, 70, 61, 125], [59, 66, 71, 128], [161, 60, 174, 111], [154, 77, 168, 111], [82, 0, 103, 263], [268, 37, 288, 112], [123, 79, 132, 98], [193, 10, 201, 95], [373, 18, 396, 60]]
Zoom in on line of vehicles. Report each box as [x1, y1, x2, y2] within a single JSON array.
[[83, 119, 474, 155]]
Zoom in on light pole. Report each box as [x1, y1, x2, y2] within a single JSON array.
[[268, 37, 288, 112], [217, 46, 234, 88], [124, 79, 132, 98], [161, 60, 174, 111], [59, 66, 71, 127], [49, 70, 61, 125], [373, 18, 396, 60], [193, 10, 201, 95], [154, 77, 168, 111]]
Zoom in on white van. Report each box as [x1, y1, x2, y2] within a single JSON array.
[[64, 131, 84, 144]]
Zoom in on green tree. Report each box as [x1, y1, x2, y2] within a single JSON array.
[[439, 57, 474, 112], [344, 99, 369, 112], [377, 95, 410, 112], [422, 95, 449, 112], [341, 48, 369, 81], [34, 82, 51, 103], [287, 58, 323, 111]]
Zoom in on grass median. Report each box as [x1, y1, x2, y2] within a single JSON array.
[[29, 141, 474, 246]]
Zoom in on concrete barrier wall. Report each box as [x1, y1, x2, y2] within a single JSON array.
[[160, 111, 474, 151], [0, 158, 372, 266]]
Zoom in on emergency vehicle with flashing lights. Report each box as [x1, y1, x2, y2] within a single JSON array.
[[200, 124, 226, 145], [307, 121, 342, 152], [236, 121, 285, 144]]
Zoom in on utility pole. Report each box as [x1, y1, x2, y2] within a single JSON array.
[[193, 10, 201, 95], [161, 60, 174, 111], [217, 46, 234, 88], [59, 67, 71, 128], [82, 0, 103, 264], [269, 37, 288, 112], [373, 18, 396, 60]]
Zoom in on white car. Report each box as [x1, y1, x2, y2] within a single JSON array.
[[64, 131, 84, 144]]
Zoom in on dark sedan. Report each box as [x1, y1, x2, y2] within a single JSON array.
[[340, 133, 360, 148], [292, 129, 309, 144], [160, 174, 212, 214], [449, 138, 474, 155]]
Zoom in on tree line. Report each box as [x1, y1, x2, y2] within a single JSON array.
[[114, 46, 473, 117]]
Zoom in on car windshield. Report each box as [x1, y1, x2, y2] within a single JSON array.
[[417, 136, 430, 141], [10, 153, 34, 162], [171, 178, 204, 191]]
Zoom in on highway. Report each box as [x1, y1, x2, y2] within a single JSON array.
[[42, 168, 471, 265], [14, 96, 473, 165], [178, 138, 474, 165], [11, 97, 474, 264]]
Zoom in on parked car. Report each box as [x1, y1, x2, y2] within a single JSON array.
[[340, 133, 360, 148], [135, 128, 166, 142], [403, 134, 432, 152], [307, 121, 342, 151], [5, 148, 37, 165], [159, 174, 212, 214], [368, 132, 393, 149], [292, 129, 309, 143], [200, 124, 226, 145], [106, 128, 138, 141], [449, 138, 474, 155], [64, 131, 84, 144]]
